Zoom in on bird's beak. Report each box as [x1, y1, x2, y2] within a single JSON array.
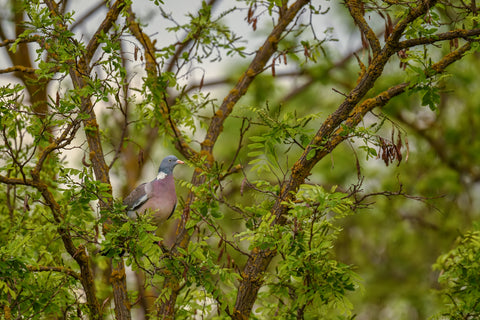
[[176, 160, 185, 164]]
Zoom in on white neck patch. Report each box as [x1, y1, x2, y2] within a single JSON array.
[[156, 171, 167, 180]]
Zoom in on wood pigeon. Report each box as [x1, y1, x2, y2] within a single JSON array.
[[123, 155, 184, 223]]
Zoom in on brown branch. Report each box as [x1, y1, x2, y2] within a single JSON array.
[[201, 0, 311, 161], [319, 82, 410, 158], [0, 66, 36, 74], [31, 120, 80, 179], [280, 42, 368, 103], [387, 1, 439, 44], [0, 35, 43, 47], [125, 6, 157, 75], [397, 28, 480, 49], [26, 265, 81, 281], [345, 0, 381, 56], [0, 64, 61, 77], [301, 0, 438, 169], [108, 39, 131, 170], [78, 2, 132, 318], [292, 20, 468, 219], [85, 0, 125, 64], [430, 41, 472, 73]]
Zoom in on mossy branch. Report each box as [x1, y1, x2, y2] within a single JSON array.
[[26, 265, 81, 281], [346, 0, 381, 56]]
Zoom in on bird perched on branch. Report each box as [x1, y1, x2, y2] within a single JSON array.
[[100, 155, 184, 257], [123, 155, 184, 223]]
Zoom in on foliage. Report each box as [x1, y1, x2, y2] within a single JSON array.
[[433, 227, 480, 319], [1, 0, 480, 319], [254, 185, 359, 319]]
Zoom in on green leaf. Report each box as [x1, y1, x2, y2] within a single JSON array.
[[421, 86, 440, 111]]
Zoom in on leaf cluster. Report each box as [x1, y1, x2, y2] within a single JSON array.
[[433, 227, 480, 319]]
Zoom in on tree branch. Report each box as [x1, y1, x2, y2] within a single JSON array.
[[397, 28, 480, 49], [125, 5, 198, 160], [301, 0, 438, 170], [31, 120, 80, 180], [84, 0, 125, 64], [201, 0, 311, 161], [0, 35, 43, 48], [345, 0, 381, 56], [0, 66, 36, 74], [26, 265, 81, 281]]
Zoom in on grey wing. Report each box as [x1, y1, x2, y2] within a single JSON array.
[[123, 182, 148, 211]]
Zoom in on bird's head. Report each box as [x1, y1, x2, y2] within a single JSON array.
[[157, 155, 184, 179]]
